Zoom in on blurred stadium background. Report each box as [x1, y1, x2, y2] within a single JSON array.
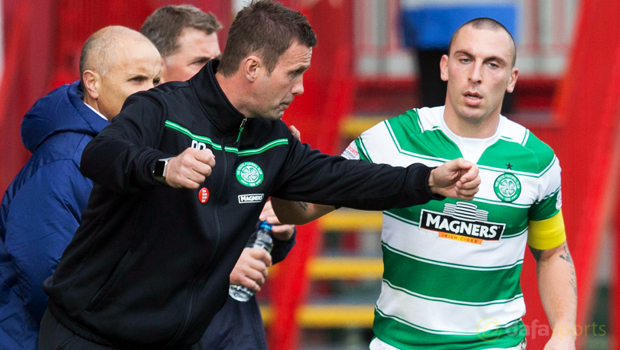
[[0, 0, 618, 349]]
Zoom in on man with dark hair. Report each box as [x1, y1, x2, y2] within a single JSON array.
[[216, 0, 315, 77], [141, 4, 222, 83], [273, 17, 576, 350], [39, 1, 479, 348], [141, 6, 298, 349], [0, 26, 161, 350]]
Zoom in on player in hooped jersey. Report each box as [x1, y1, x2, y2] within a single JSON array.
[[272, 18, 576, 350]]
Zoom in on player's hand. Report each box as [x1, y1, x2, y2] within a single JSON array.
[[543, 334, 576, 350], [429, 158, 480, 200], [288, 125, 301, 141], [164, 147, 216, 189], [259, 200, 296, 241], [229, 248, 272, 292]]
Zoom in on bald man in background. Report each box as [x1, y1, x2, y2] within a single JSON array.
[[0, 26, 161, 349]]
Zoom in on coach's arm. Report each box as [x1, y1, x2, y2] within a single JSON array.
[[272, 158, 480, 224]]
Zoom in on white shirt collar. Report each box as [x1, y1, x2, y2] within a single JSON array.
[[84, 102, 108, 121]]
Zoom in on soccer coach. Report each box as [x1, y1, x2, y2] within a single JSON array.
[[39, 1, 480, 349]]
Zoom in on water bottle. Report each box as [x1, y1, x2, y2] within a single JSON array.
[[228, 221, 274, 302]]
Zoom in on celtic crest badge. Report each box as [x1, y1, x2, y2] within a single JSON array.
[[494, 173, 521, 202], [236, 162, 264, 187]]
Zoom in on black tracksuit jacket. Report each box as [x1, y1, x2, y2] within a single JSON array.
[[43, 60, 442, 349]]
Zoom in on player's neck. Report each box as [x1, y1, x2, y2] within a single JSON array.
[[443, 105, 500, 139]]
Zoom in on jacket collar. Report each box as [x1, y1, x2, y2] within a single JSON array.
[[190, 59, 246, 134]]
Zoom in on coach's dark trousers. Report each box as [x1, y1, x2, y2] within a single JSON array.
[[38, 308, 204, 350]]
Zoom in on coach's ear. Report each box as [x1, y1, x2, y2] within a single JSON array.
[[82, 70, 101, 100], [244, 55, 262, 83]]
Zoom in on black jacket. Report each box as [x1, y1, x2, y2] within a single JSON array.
[[43, 60, 441, 349]]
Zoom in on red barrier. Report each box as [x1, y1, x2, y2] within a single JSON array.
[[525, 0, 620, 348], [1, 0, 232, 192], [48, 0, 232, 91], [0, 3, 31, 194], [268, 1, 354, 349]]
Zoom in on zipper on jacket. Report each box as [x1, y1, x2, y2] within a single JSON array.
[[233, 117, 247, 147], [169, 141, 231, 345]]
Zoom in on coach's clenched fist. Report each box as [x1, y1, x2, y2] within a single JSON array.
[[429, 158, 480, 200], [165, 148, 216, 189]]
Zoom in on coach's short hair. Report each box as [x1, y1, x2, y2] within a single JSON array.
[[217, 0, 317, 77], [140, 5, 222, 58]]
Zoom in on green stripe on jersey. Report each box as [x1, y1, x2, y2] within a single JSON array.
[[355, 138, 371, 161], [386, 199, 530, 237], [524, 131, 556, 168], [478, 139, 553, 174], [382, 110, 557, 176], [385, 116, 463, 161], [164, 120, 288, 156], [529, 187, 561, 221], [373, 308, 526, 350], [382, 244, 523, 303]]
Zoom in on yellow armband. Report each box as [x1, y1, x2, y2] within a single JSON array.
[[527, 210, 566, 250]]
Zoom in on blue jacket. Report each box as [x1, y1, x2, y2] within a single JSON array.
[[0, 81, 109, 349], [400, 1, 517, 49]]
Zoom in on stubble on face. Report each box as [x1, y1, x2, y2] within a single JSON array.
[[255, 42, 312, 121], [441, 25, 518, 138], [162, 28, 221, 83]]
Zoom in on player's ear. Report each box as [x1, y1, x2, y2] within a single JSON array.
[[506, 67, 519, 93], [440, 55, 449, 82]]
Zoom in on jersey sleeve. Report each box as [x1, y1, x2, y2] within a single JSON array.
[[341, 141, 362, 160], [527, 150, 565, 249], [528, 156, 562, 221], [345, 116, 405, 164]]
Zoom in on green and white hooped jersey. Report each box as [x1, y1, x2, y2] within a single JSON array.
[[342, 107, 561, 350]]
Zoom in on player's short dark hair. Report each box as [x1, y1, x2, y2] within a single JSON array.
[[217, 0, 317, 77], [448, 17, 517, 67], [140, 5, 222, 58]]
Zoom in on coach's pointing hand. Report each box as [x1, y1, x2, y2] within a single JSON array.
[[429, 158, 480, 200], [165, 148, 216, 189]]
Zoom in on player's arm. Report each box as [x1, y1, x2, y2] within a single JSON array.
[[270, 124, 336, 224], [528, 210, 577, 350], [270, 197, 335, 225]]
